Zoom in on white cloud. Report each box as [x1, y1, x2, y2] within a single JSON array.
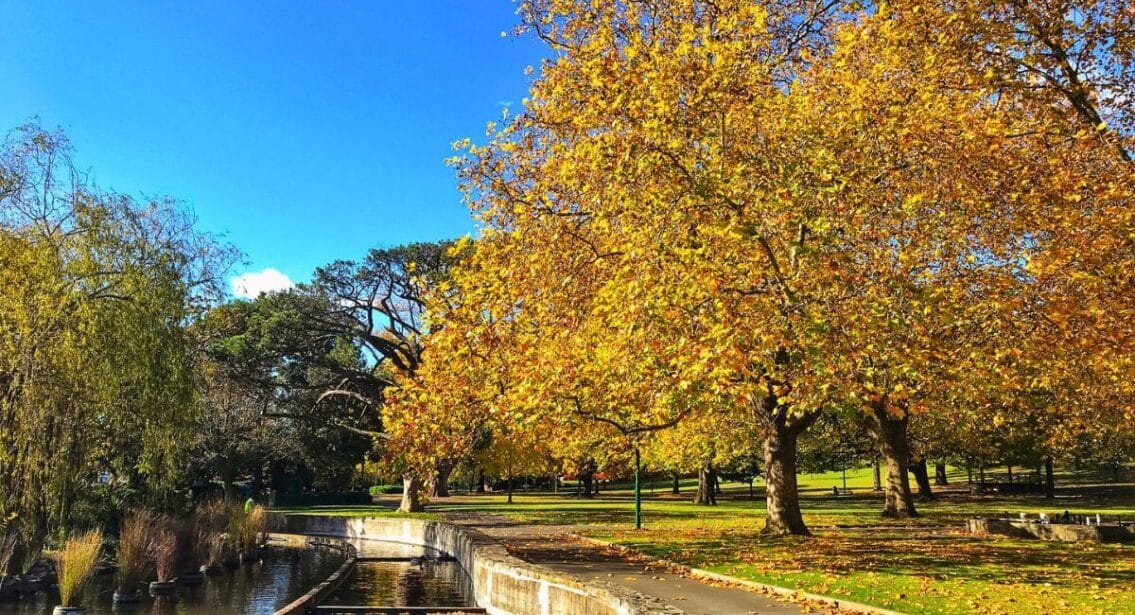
[[230, 268, 295, 299]]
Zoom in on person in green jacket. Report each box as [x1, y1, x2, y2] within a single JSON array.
[[244, 496, 255, 513]]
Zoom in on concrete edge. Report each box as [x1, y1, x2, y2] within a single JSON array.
[[269, 514, 677, 614], [575, 535, 907, 615], [272, 533, 358, 615]]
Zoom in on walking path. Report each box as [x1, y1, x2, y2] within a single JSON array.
[[442, 511, 809, 615]]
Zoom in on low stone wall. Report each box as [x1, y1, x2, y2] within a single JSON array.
[[269, 514, 642, 615], [968, 518, 1135, 543]]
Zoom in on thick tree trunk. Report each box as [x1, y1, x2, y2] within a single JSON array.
[[475, 469, 486, 493], [872, 405, 918, 518], [934, 462, 948, 486], [578, 470, 594, 498], [221, 468, 237, 505], [910, 458, 934, 500], [430, 461, 452, 498], [762, 424, 809, 536], [399, 475, 424, 513], [507, 469, 514, 504], [1044, 457, 1055, 499], [672, 472, 680, 495], [872, 457, 882, 491], [693, 464, 717, 505]]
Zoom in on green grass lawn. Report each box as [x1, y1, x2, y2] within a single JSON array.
[[279, 469, 1135, 614], [428, 489, 1135, 614]]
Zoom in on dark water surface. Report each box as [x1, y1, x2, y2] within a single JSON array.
[[0, 539, 474, 614], [325, 541, 474, 608]]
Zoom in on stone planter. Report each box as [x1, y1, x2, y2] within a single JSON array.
[[112, 589, 143, 603], [148, 580, 177, 595]]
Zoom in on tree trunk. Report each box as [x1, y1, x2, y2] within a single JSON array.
[[762, 423, 809, 536], [252, 463, 266, 499], [749, 478, 755, 499], [593, 478, 600, 496], [1007, 464, 1013, 483], [1044, 457, 1055, 499], [714, 472, 722, 495], [475, 469, 486, 493], [910, 458, 934, 500], [872, 457, 882, 491], [399, 475, 424, 513], [934, 462, 948, 486], [693, 464, 717, 506], [871, 405, 918, 518], [430, 461, 452, 498], [221, 468, 237, 505], [507, 469, 514, 504], [672, 472, 680, 495]]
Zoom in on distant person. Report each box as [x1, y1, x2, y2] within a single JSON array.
[[833, 485, 839, 496], [244, 496, 255, 513]]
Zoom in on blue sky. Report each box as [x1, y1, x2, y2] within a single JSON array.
[[0, 2, 545, 296]]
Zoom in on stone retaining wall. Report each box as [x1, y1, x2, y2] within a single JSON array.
[[968, 518, 1135, 543], [269, 514, 641, 615]]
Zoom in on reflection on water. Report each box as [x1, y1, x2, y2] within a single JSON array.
[[0, 544, 344, 615], [326, 540, 473, 608], [0, 539, 476, 614], [324, 562, 473, 608]]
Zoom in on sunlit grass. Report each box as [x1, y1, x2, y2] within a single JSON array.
[[280, 469, 1135, 614]]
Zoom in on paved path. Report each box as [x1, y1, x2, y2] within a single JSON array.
[[443, 512, 808, 615]]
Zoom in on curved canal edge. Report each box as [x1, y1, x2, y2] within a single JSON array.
[[272, 534, 359, 615], [267, 514, 670, 615]]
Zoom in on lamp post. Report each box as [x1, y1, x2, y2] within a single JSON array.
[[634, 447, 642, 530]]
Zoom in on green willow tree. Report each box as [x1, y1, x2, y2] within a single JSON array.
[[0, 125, 233, 561]]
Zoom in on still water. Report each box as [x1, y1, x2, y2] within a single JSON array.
[[324, 541, 473, 609], [0, 539, 474, 614]]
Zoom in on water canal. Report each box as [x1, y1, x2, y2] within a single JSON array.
[[0, 538, 474, 615]]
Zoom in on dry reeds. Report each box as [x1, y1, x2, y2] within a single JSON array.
[[115, 509, 155, 593], [243, 505, 267, 554], [196, 498, 228, 533], [54, 529, 103, 607], [204, 532, 226, 569], [225, 506, 246, 558], [150, 517, 181, 583]]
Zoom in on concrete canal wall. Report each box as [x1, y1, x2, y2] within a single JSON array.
[[270, 514, 640, 615]]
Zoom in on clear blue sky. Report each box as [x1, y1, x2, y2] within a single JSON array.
[[0, 2, 545, 293]]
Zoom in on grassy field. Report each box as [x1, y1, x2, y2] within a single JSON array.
[[285, 467, 1135, 614]]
